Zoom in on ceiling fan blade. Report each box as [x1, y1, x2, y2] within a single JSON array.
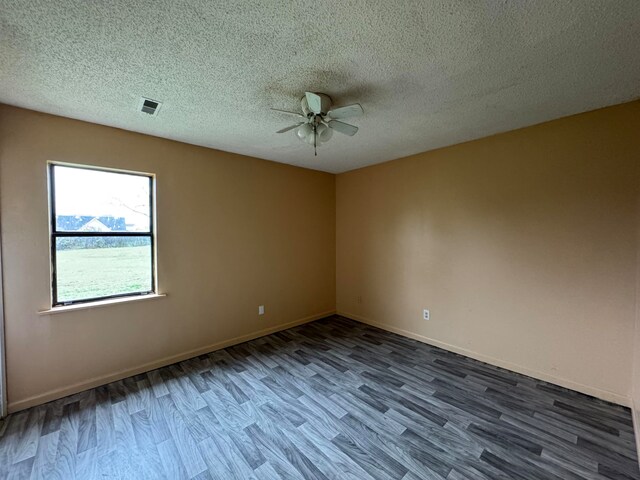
[[276, 123, 304, 133], [271, 108, 305, 118], [327, 103, 363, 119], [328, 120, 358, 136], [305, 92, 322, 114]]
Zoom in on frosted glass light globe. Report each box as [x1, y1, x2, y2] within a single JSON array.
[[305, 132, 316, 145], [317, 124, 333, 143], [296, 123, 313, 141]]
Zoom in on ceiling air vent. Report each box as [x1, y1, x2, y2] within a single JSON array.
[[139, 97, 161, 116]]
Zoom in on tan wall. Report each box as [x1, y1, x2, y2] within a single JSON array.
[[2, 100, 639, 413], [633, 186, 640, 455], [336, 101, 640, 405], [0, 105, 336, 411]]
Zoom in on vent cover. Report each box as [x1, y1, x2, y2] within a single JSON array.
[[139, 97, 161, 116]]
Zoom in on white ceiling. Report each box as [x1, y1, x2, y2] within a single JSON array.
[[1, 1, 639, 173]]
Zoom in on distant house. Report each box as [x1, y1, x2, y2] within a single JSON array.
[[77, 218, 111, 232], [56, 215, 126, 231]]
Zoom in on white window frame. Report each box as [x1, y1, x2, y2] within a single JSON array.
[[47, 162, 157, 307]]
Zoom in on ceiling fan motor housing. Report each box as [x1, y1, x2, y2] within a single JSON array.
[[301, 93, 332, 116]]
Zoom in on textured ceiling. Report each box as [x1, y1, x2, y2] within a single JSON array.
[[1, 1, 639, 173]]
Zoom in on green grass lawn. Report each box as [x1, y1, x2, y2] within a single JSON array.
[[56, 246, 152, 303]]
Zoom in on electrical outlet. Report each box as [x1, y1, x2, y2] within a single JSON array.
[[423, 309, 430, 321], [258, 305, 265, 315], [357, 295, 362, 304]]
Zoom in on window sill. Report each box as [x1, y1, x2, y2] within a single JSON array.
[[38, 293, 167, 316]]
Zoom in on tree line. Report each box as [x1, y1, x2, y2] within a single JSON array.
[[56, 236, 150, 250]]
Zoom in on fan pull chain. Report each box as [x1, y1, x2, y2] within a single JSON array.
[[314, 125, 317, 156]]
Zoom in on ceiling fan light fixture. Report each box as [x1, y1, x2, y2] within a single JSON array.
[[304, 134, 316, 145], [317, 123, 332, 143], [296, 123, 313, 141], [273, 92, 363, 154]]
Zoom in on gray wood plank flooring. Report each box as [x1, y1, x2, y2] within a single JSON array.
[[0, 315, 638, 479]]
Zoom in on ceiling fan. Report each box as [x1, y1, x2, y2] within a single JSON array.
[[272, 92, 363, 155]]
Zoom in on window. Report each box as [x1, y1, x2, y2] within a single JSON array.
[[49, 163, 155, 306]]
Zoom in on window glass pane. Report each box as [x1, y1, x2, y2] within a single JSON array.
[[53, 166, 151, 232], [55, 236, 152, 303]]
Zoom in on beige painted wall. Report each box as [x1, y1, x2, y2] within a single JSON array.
[[633, 186, 640, 455], [0, 105, 336, 411], [1, 100, 639, 413], [336, 101, 640, 405]]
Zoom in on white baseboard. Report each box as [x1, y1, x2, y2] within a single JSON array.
[[338, 311, 631, 407], [8, 310, 335, 413]]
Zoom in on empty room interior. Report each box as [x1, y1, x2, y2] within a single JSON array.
[[1, 1, 640, 479]]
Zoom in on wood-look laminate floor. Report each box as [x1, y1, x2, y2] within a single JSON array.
[[1, 315, 639, 479]]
